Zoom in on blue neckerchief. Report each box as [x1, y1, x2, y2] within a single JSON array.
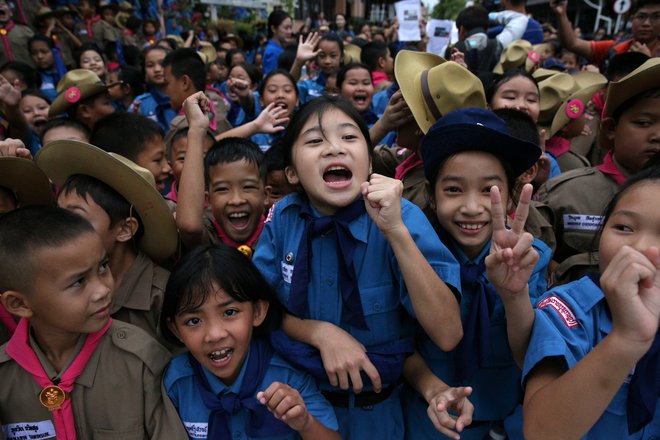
[[188, 337, 293, 439], [270, 330, 413, 388], [289, 195, 368, 330], [51, 48, 67, 80], [315, 71, 328, 87], [437, 227, 497, 381], [150, 88, 173, 130], [116, 40, 125, 66], [360, 107, 379, 126]]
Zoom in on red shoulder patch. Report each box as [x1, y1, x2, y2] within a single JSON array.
[[265, 204, 275, 223], [538, 295, 579, 328]]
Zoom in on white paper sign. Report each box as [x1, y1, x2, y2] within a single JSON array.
[[395, 0, 422, 41], [426, 19, 454, 55]]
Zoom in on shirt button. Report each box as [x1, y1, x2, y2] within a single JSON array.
[[326, 277, 334, 286], [373, 302, 382, 312], [117, 331, 127, 339]]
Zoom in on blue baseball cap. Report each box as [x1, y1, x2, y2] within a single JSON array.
[[421, 108, 542, 182]]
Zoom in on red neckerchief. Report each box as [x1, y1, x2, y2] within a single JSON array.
[[6, 318, 112, 440], [13, 0, 26, 26], [0, 302, 17, 337], [178, 92, 218, 131], [394, 151, 423, 180], [165, 180, 178, 202], [372, 70, 388, 87], [591, 89, 605, 113], [546, 136, 571, 158], [211, 215, 265, 249], [86, 15, 100, 42], [1, 21, 15, 61], [597, 150, 627, 185]]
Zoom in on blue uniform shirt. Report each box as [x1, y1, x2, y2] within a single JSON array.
[[262, 39, 284, 76], [38, 69, 59, 102], [165, 350, 338, 440], [253, 193, 460, 440], [523, 276, 660, 439], [404, 238, 551, 440], [130, 89, 177, 133]]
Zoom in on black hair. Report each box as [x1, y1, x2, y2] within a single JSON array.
[[229, 61, 260, 86], [0, 61, 42, 89], [267, 10, 291, 38], [28, 34, 55, 51], [126, 16, 142, 33], [162, 48, 206, 92], [204, 137, 267, 185], [165, 127, 215, 160], [66, 91, 110, 119], [605, 51, 649, 82], [21, 89, 51, 104], [258, 69, 299, 97], [76, 42, 105, 67], [90, 112, 164, 161], [265, 142, 286, 173], [336, 62, 373, 89], [0, 206, 95, 292], [485, 69, 539, 105], [612, 87, 660, 121], [455, 6, 489, 33], [632, 0, 660, 14], [360, 41, 388, 71], [40, 118, 90, 142], [116, 65, 145, 96], [59, 174, 145, 242], [280, 95, 372, 168], [160, 244, 284, 345], [319, 33, 344, 57], [155, 37, 178, 50], [276, 44, 298, 71], [225, 48, 245, 66]]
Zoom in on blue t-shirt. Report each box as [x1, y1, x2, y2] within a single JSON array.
[[523, 276, 660, 439], [262, 39, 284, 76], [164, 349, 338, 440], [130, 89, 177, 133]]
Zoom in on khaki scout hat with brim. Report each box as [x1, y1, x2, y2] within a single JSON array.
[[198, 44, 218, 65], [119, 1, 134, 12], [0, 157, 53, 208], [396, 50, 487, 134], [603, 57, 660, 119], [98, 1, 119, 13], [49, 70, 118, 117], [493, 39, 533, 74], [35, 140, 178, 261], [344, 44, 362, 65], [35, 6, 55, 19], [572, 70, 607, 90], [532, 68, 558, 82], [548, 81, 607, 138], [538, 72, 578, 126]]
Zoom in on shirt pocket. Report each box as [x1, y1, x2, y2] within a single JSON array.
[[353, 284, 402, 346], [94, 426, 145, 440]]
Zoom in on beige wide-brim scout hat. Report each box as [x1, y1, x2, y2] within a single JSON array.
[[548, 81, 607, 138], [119, 1, 134, 12], [538, 72, 578, 126], [572, 71, 607, 90], [49, 70, 118, 117], [344, 44, 362, 64], [603, 57, 660, 118], [35, 140, 178, 261], [35, 6, 55, 19], [0, 157, 53, 207], [493, 39, 533, 74], [396, 50, 487, 134], [532, 68, 558, 82], [198, 44, 218, 65]]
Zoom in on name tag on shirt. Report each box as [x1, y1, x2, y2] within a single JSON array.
[[563, 214, 603, 231], [281, 261, 294, 284], [3, 421, 56, 440], [184, 422, 208, 439]]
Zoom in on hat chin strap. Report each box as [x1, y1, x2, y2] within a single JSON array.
[[420, 70, 442, 121]]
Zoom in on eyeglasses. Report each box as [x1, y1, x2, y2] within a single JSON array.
[[632, 12, 660, 23]]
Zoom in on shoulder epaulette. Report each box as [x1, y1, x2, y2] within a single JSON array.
[[542, 167, 598, 192], [109, 320, 171, 375]]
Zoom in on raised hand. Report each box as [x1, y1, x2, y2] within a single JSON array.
[[253, 102, 290, 134], [0, 74, 21, 107], [486, 184, 539, 296], [182, 91, 211, 131], [361, 173, 404, 237], [0, 138, 32, 158], [427, 386, 474, 440], [296, 32, 321, 62]]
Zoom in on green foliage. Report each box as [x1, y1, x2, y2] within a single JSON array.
[[431, 0, 468, 20]]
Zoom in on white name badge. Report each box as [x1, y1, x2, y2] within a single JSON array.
[[184, 422, 208, 439], [281, 262, 294, 284], [563, 214, 603, 231], [3, 421, 56, 440]]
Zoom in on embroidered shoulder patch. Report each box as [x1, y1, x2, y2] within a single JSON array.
[[265, 204, 275, 223], [538, 295, 579, 328]]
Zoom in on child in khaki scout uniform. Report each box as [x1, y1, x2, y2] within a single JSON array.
[[35, 140, 179, 341], [0, 206, 187, 440], [539, 58, 660, 286], [369, 50, 487, 212], [48, 69, 116, 130], [0, 0, 34, 67], [73, 0, 118, 51], [0, 153, 52, 347], [177, 93, 267, 258]]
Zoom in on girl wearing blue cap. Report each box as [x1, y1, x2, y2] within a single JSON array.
[[252, 95, 463, 440], [405, 107, 551, 440]]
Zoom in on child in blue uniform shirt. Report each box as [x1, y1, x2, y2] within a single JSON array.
[[519, 165, 660, 439], [404, 108, 551, 440], [252, 95, 463, 440], [162, 245, 340, 440], [293, 33, 344, 105]]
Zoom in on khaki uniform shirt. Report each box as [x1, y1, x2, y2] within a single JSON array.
[[372, 145, 429, 211], [538, 167, 620, 285], [110, 252, 169, 342], [525, 201, 557, 253], [0, 24, 34, 66], [0, 320, 188, 440], [74, 19, 116, 50], [0, 325, 9, 348], [569, 101, 606, 167], [556, 150, 591, 174]]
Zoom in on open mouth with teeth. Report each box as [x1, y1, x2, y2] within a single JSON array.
[[456, 222, 489, 234], [227, 211, 251, 229], [208, 348, 233, 366], [274, 101, 289, 110], [32, 118, 48, 131], [323, 166, 353, 188], [352, 94, 368, 106]]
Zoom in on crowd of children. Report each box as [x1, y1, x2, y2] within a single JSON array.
[[0, 0, 659, 439]]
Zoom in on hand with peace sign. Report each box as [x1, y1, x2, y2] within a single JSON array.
[[485, 183, 539, 367], [485, 183, 539, 297]]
